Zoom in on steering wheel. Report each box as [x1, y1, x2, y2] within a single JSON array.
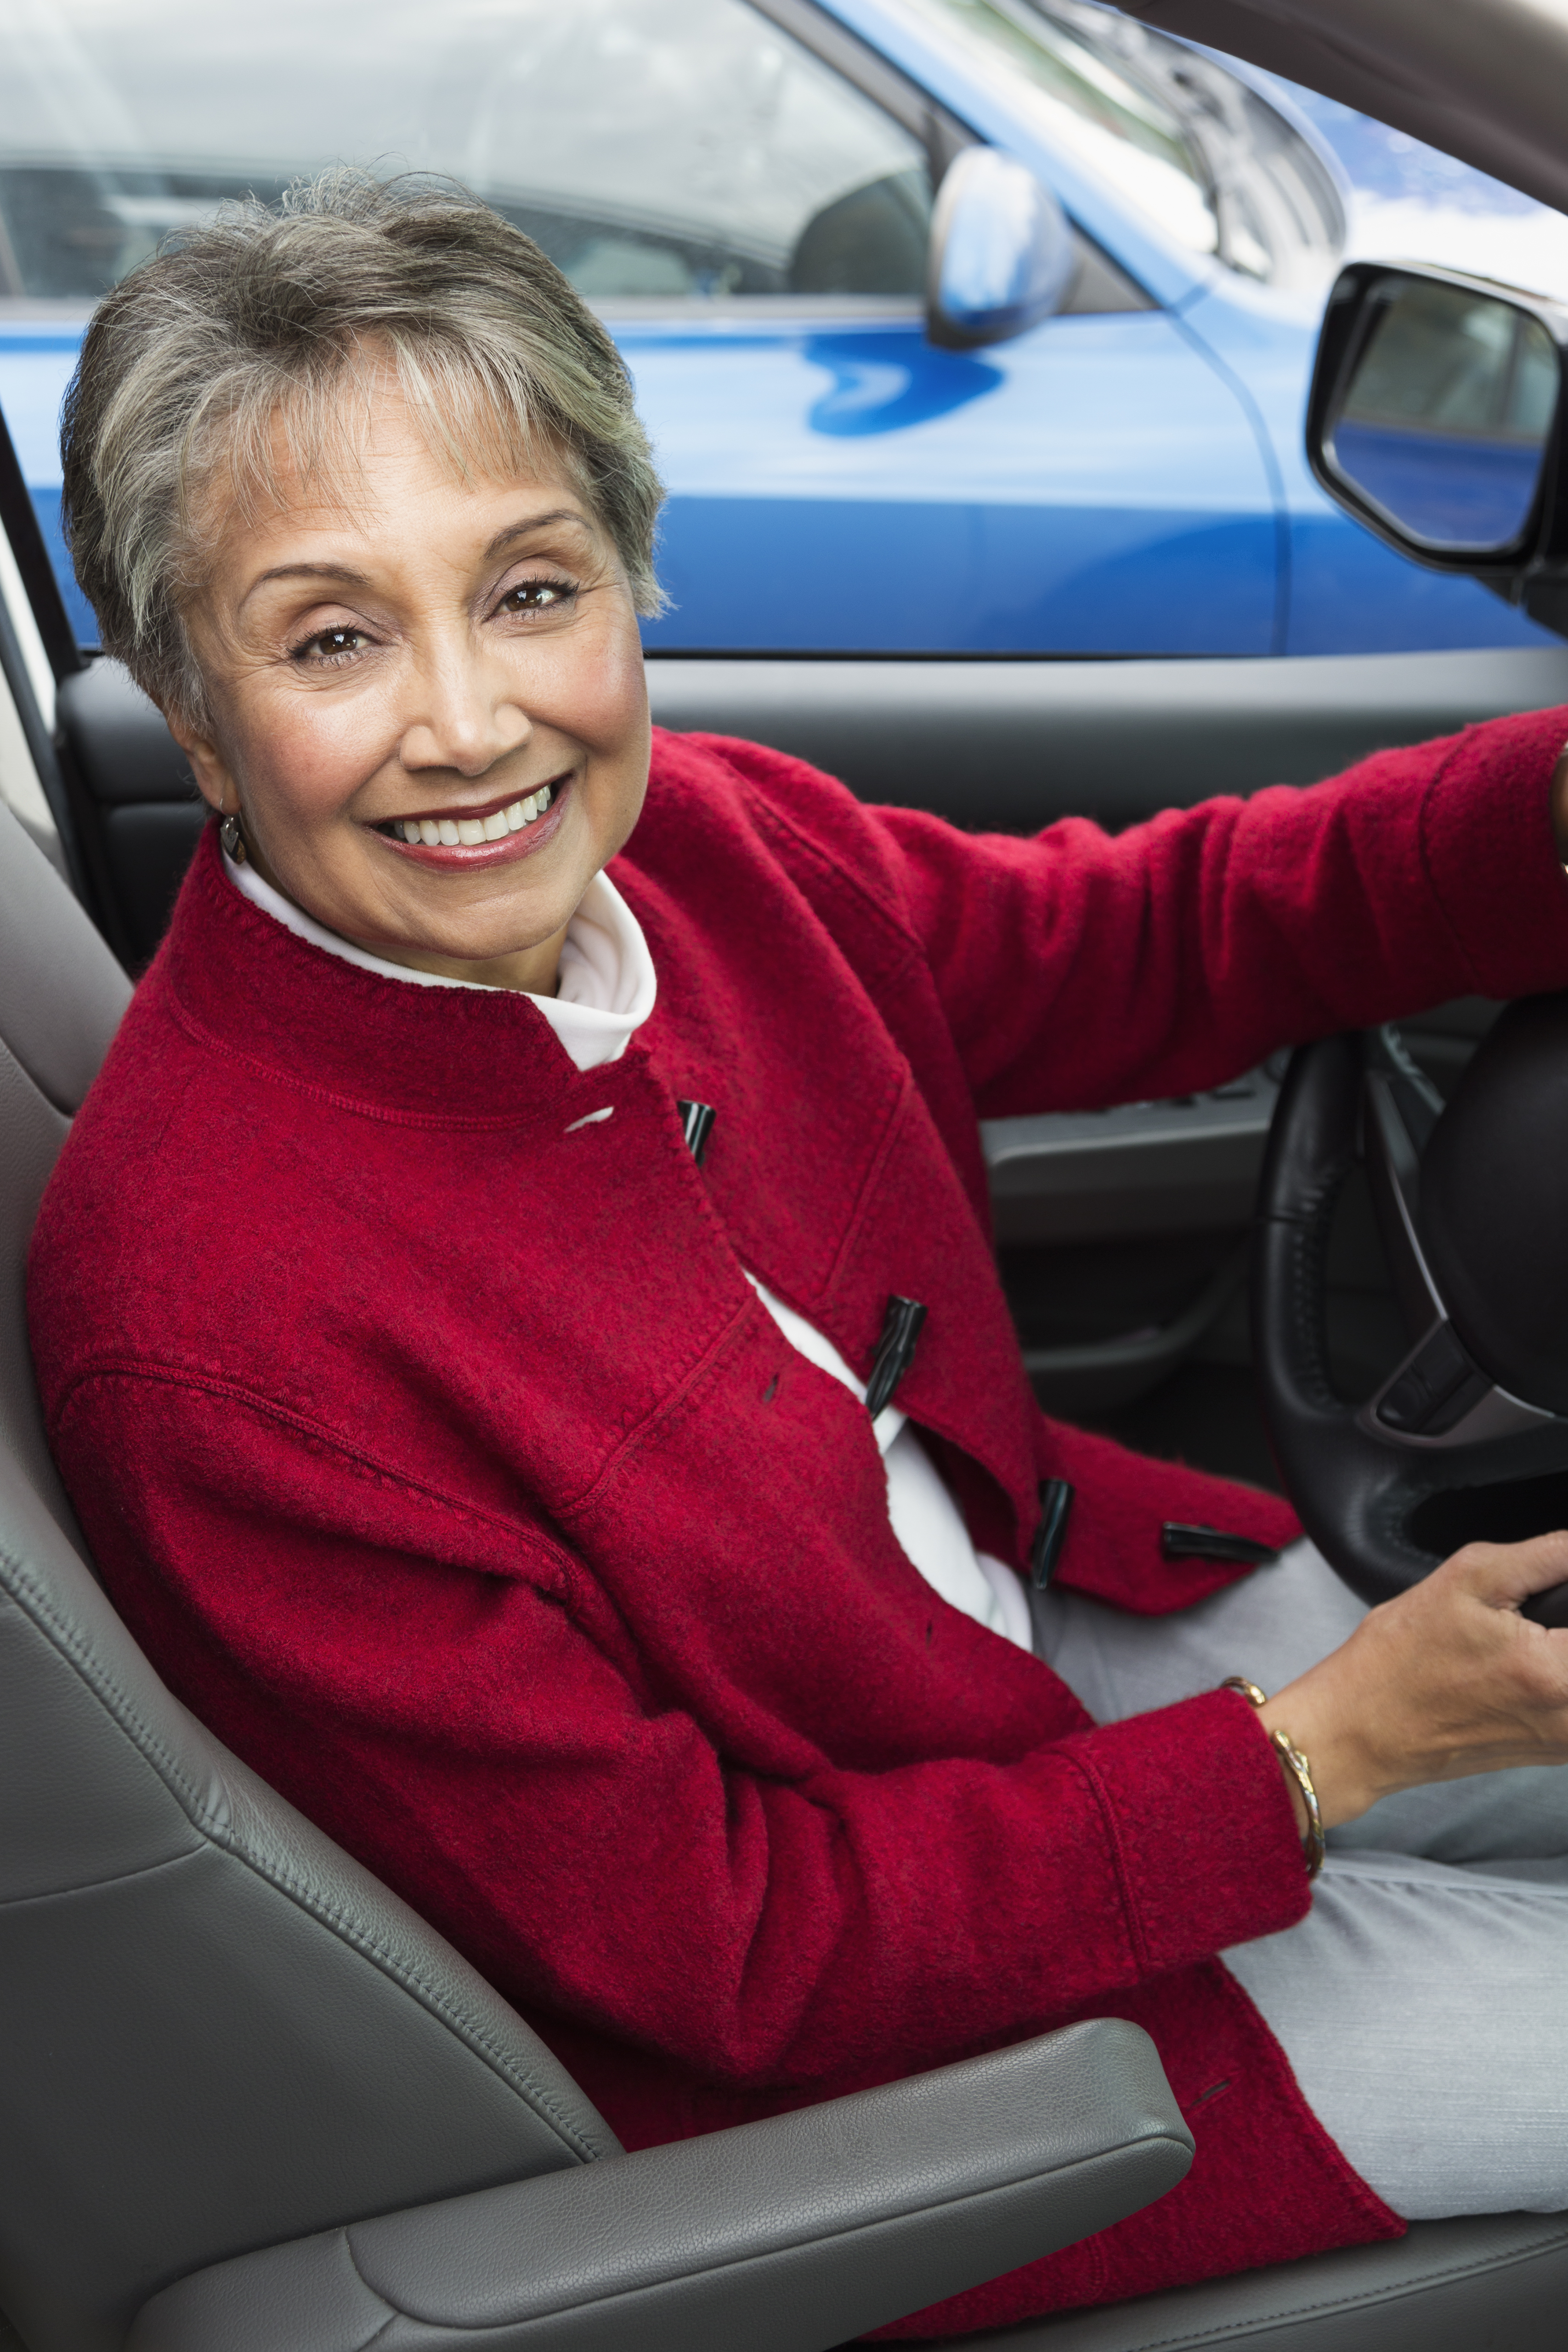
[[1252, 999, 1568, 1628]]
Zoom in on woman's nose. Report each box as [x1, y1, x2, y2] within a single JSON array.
[[398, 651, 532, 777]]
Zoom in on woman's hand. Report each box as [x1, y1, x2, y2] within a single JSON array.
[[1256, 1531, 1568, 1831]]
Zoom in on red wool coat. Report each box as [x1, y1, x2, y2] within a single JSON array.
[[28, 709, 1568, 2331]]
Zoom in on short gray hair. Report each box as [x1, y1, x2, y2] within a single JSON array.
[[61, 169, 666, 725]]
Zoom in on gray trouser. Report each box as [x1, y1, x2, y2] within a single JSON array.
[[1031, 1541, 1568, 2220]]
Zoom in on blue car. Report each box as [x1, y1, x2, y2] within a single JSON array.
[[0, 0, 1556, 657]]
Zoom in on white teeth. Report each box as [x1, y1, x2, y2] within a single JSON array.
[[396, 792, 553, 848]]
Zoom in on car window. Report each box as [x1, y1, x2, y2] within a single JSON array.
[[0, 0, 932, 308], [897, 0, 1343, 288]]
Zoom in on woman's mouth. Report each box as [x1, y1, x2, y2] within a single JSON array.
[[371, 777, 567, 869]]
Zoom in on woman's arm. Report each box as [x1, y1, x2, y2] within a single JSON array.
[[865, 706, 1568, 1118]]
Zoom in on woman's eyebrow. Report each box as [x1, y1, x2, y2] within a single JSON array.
[[483, 509, 589, 559], [240, 559, 372, 610]]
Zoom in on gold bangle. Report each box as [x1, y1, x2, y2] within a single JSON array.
[[1220, 1678, 1325, 1879], [1268, 1728, 1325, 1880]]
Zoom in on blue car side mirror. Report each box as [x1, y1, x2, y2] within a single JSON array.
[[1307, 259, 1568, 637], [926, 148, 1076, 351]]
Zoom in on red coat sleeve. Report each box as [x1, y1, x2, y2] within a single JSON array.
[[52, 1372, 1310, 2092], [718, 706, 1568, 1117]]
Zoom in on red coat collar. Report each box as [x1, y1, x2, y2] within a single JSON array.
[[162, 825, 599, 1124]]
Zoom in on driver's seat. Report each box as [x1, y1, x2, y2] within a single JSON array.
[[0, 795, 1562, 2352]]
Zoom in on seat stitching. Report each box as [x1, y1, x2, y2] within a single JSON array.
[[214, 1849, 609, 2157], [338, 2235, 400, 2347], [0, 1842, 203, 1909], [0, 1571, 213, 1814]]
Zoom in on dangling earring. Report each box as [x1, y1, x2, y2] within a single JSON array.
[[219, 808, 247, 865]]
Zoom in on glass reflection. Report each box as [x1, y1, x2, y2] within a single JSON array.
[[1331, 279, 1557, 551], [0, 0, 933, 306]]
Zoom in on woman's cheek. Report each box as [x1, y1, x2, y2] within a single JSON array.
[[261, 702, 380, 831]]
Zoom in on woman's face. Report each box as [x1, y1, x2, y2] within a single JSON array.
[[170, 379, 651, 994]]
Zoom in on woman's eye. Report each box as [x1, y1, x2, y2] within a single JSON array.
[[498, 577, 576, 618], [292, 626, 370, 666]]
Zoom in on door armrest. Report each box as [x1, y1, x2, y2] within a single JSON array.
[[130, 2018, 1192, 2352]]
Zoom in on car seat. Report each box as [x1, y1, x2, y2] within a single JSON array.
[[0, 795, 1561, 2352]]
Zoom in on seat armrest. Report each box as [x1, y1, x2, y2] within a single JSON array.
[[130, 2018, 1192, 2352]]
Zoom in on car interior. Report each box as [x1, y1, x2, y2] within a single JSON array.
[[6, 3, 1568, 2346]]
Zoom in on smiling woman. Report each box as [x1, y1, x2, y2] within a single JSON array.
[[161, 409, 651, 995], [27, 166, 1568, 2340]]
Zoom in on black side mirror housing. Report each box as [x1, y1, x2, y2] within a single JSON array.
[[1306, 260, 1568, 636]]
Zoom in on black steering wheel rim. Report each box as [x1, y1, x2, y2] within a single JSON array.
[[1251, 1022, 1568, 1625]]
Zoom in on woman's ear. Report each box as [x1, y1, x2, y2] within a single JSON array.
[[161, 708, 237, 816]]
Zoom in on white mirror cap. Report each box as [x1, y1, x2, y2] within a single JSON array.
[[928, 148, 1075, 349]]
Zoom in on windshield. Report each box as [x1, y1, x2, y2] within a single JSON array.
[[899, 0, 1344, 288]]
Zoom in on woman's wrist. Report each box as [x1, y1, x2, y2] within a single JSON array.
[[1223, 1673, 1380, 1838], [1256, 1682, 1384, 1832]]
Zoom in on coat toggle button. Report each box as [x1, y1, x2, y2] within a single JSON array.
[[865, 1296, 927, 1419], [676, 1100, 717, 1166], [1030, 1478, 1074, 1590]]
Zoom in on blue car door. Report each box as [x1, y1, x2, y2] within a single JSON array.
[[631, 297, 1279, 654]]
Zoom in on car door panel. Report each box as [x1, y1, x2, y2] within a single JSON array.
[[640, 644, 1568, 820], [633, 310, 1280, 653]]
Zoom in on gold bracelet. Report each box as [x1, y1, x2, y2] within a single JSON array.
[[1268, 1729, 1325, 1879], [1220, 1678, 1325, 1879]]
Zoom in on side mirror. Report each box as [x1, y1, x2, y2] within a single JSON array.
[[1306, 260, 1568, 633], [927, 148, 1075, 351]]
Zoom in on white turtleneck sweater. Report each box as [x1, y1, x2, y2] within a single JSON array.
[[226, 850, 1033, 1650]]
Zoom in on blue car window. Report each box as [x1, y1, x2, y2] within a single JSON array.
[[0, 0, 932, 305]]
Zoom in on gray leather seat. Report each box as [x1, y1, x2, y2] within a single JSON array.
[[0, 796, 1561, 2351]]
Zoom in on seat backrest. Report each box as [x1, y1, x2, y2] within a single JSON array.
[[0, 801, 619, 2352]]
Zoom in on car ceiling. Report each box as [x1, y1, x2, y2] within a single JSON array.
[[1117, 0, 1568, 226]]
